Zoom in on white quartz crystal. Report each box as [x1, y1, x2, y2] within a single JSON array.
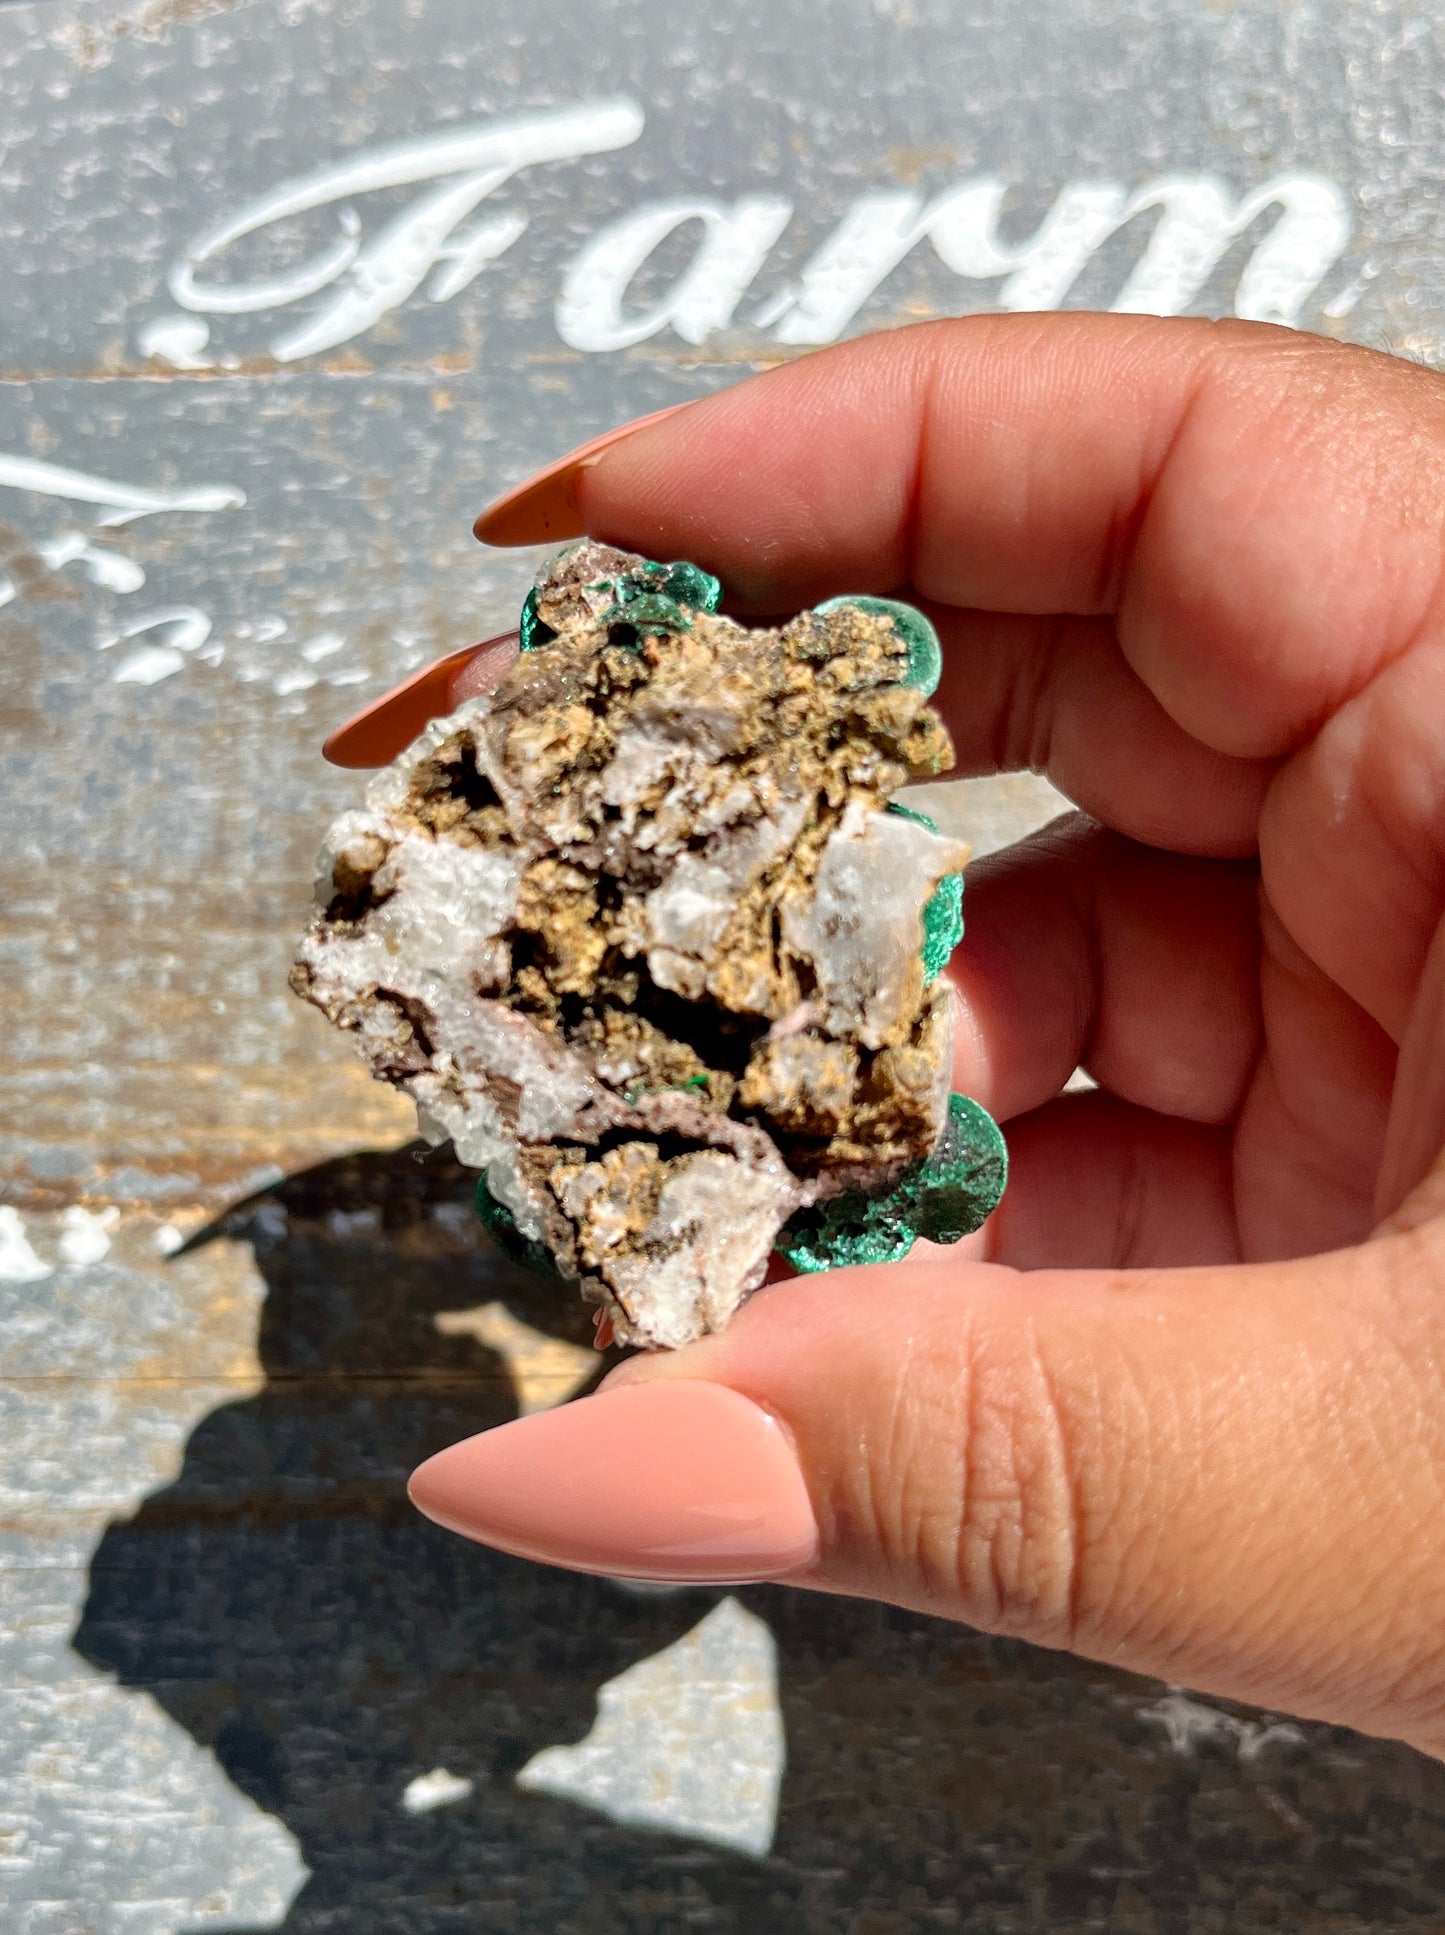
[[783, 798, 969, 1048]]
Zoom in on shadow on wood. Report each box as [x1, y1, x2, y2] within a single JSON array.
[[72, 1144, 1445, 1933]]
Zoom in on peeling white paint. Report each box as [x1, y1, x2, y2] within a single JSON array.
[[57, 1207, 120, 1268], [167, 101, 646, 361], [401, 1767, 475, 1814], [557, 194, 792, 350], [101, 606, 213, 655], [1141, 1691, 1306, 1762], [0, 1208, 51, 1284], [300, 633, 346, 662], [136, 312, 214, 369]]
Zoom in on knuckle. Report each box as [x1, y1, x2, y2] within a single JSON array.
[[957, 1341, 1082, 1643], [830, 1291, 1147, 1655], [943, 1323, 1129, 1650]]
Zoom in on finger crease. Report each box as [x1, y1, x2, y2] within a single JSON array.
[[1026, 1335, 1086, 1650], [1101, 340, 1222, 617], [905, 351, 943, 594]]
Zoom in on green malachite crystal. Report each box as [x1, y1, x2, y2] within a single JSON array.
[[601, 588, 693, 638], [519, 587, 555, 652], [522, 555, 723, 651], [776, 1092, 1008, 1274], [600, 558, 724, 637], [657, 559, 723, 612], [886, 800, 965, 982], [815, 593, 942, 698], [475, 1177, 561, 1279], [920, 872, 964, 979]]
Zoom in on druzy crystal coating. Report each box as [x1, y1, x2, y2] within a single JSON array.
[[294, 542, 1004, 1349]]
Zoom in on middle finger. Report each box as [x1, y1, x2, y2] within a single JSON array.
[[948, 813, 1262, 1128]]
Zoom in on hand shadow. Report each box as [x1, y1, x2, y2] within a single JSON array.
[[73, 1145, 1445, 1934]]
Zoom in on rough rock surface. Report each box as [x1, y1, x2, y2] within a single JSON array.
[[292, 543, 969, 1349]]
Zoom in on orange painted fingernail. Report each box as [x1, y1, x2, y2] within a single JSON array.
[[473, 401, 695, 547], [408, 1381, 819, 1583], [322, 632, 518, 769]]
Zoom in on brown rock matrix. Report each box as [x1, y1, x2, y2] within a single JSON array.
[[293, 542, 969, 1348]]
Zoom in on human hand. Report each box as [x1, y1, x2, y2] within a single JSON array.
[[410, 316, 1445, 1759]]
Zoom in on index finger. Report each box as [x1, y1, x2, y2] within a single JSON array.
[[549, 315, 1445, 763]]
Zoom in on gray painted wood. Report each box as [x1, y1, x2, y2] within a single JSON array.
[[3, 0, 1445, 1926]]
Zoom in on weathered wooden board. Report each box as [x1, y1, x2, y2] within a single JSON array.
[[4, 0, 1445, 1927]]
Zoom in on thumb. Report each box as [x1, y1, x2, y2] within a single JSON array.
[[409, 1222, 1445, 1755]]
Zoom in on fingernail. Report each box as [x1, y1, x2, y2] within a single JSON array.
[[322, 632, 518, 769], [473, 401, 695, 547], [408, 1381, 819, 1582]]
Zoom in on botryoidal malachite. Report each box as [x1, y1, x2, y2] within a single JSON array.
[[776, 1093, 1008, 1273]]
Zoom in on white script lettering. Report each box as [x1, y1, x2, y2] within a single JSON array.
[[772, 169, 1350, 342], [167, 101, 646, 362], [556, 196, 794, 350], [0, 454, 244, 526], [0, 456, 241, 649], [149, 102, 1354, 364]]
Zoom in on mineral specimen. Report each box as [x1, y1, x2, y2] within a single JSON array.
[[292, 541, 1005, 1350]]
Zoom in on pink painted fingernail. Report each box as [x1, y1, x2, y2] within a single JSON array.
[[408, 1381, 819, 1582], [472, 401, 695, 547], [322, 631, 519, 769]]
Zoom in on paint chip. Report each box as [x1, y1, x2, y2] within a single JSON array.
[[401, 1768, 475, 1814], [1141, 1691, 1306, 1762], [300, 633, 347, 662], [0, 1206, 51, 1283], [138, 313, 213, 370], [57, 1205, 120, 1266]]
